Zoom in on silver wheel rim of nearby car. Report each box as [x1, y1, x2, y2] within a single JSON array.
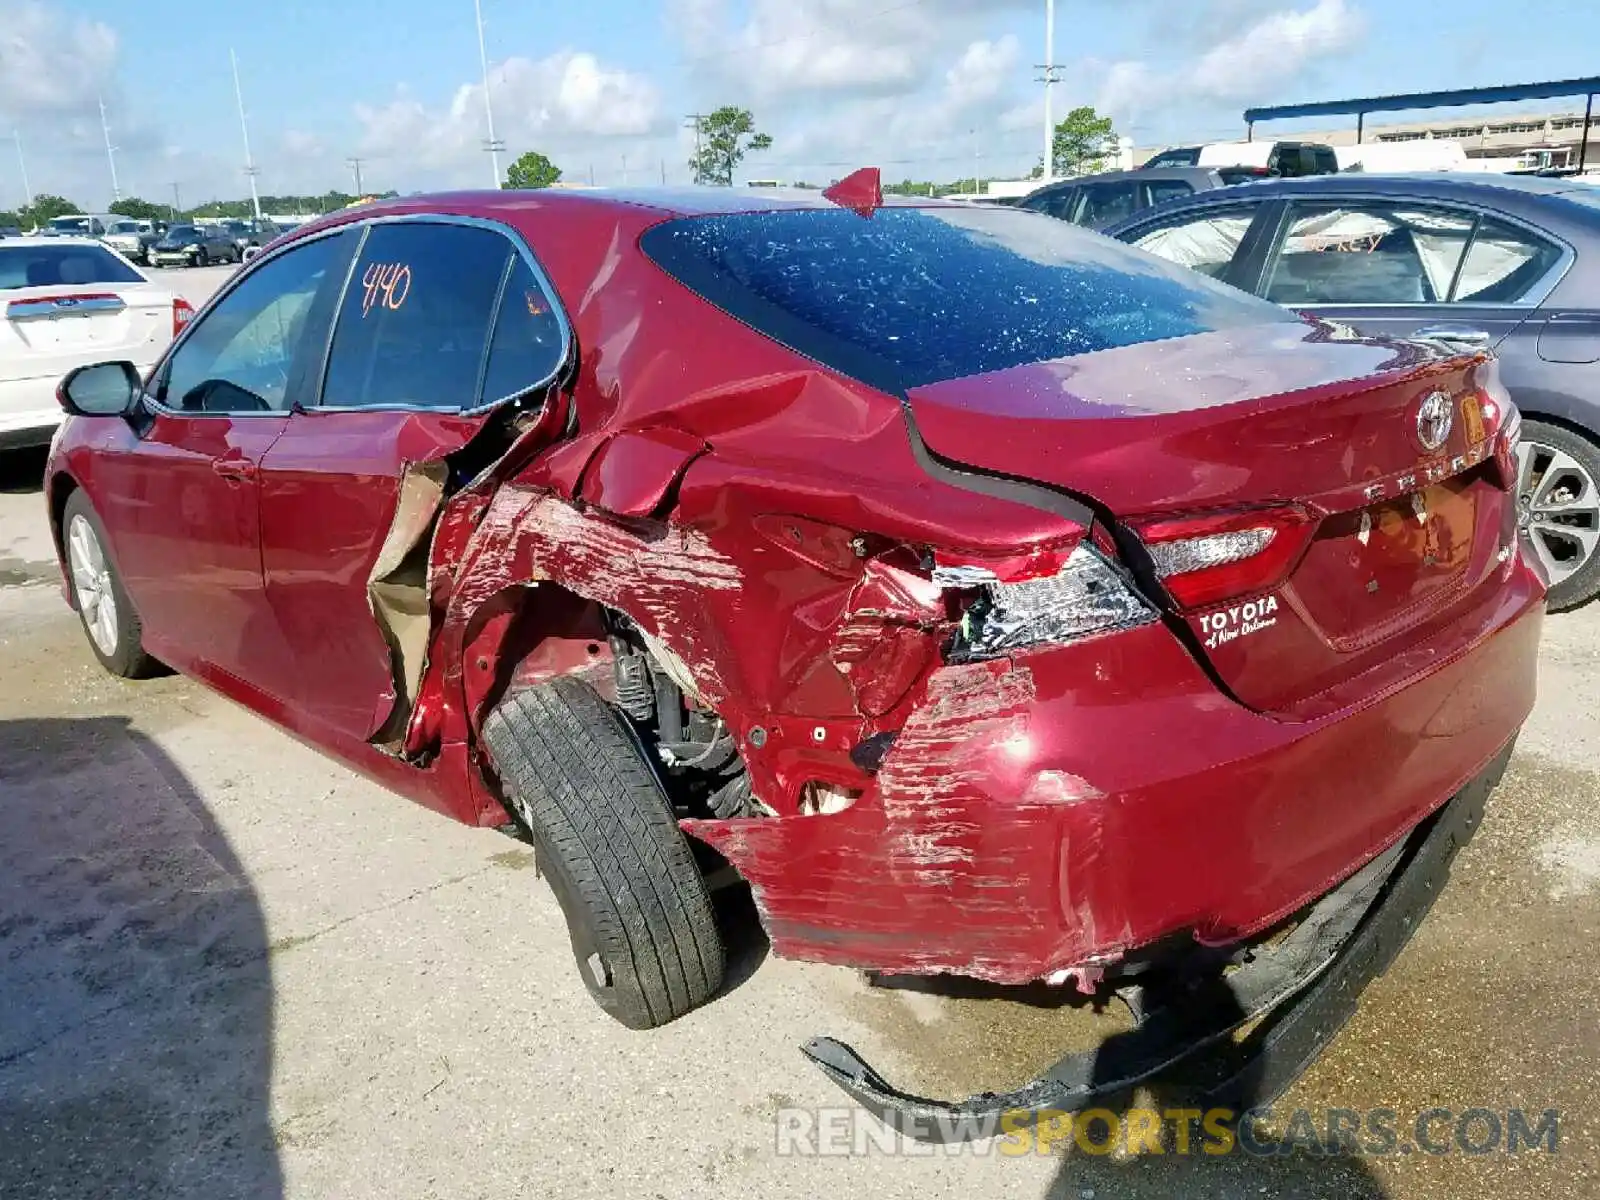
[[67, 514, 119, 656], [1515, 438, 1600, 586]]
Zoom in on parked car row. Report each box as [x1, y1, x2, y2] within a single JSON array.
[[15, 213, 286, 267]]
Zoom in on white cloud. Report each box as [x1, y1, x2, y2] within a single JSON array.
[[354, 49, 663, 186], [0, 2, 118, 120], [1191, 0, 1366, 100], [1089, 0, 1367, 137]]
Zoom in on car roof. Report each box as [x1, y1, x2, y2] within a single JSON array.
[[0, 235, 117, 248], [312, 186, 987, 227], [1028, 166, 1221, 192], [1235, 171, 1598, 199]]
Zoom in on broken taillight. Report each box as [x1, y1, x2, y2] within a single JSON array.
[[172, 297, 195, 338], [1131, 506, 1315, 611], [936, 540, 1157, 661]]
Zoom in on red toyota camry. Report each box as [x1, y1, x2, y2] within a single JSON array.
[[43, 173, 1543, 1136]]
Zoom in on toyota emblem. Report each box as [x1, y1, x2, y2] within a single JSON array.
[[1415, 391, 1453, 452]]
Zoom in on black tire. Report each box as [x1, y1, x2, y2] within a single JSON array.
[[61, 490, 159, 679], [482, 676, 725, 1028], [1518, 418, 1600, 612]]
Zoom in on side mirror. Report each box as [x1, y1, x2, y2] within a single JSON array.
[[57, 361, 142, 418]]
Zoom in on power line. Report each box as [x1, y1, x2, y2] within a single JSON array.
[[347, 156, 366, 194]]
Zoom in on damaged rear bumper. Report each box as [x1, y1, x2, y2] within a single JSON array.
[[687, 567, 1542, 982], [803, 741, 1509, 1142]]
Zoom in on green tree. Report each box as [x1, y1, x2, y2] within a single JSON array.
[[1047, 105, 1118, 177], [504, 150, 562, 190], [0, 210, 19, 229], [690, 106, 773, 186], [109, 197, 167, 220], [19, 194, 81, 230]]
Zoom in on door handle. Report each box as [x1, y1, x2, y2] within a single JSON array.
[[1412, 325, 1493, 350], [212, 456, 257, 482]]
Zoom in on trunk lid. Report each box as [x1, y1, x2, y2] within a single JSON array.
[[1, 282, 173, 379], [906, 322, 1519, 714]]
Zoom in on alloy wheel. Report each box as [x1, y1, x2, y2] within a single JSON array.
[[67, 513, 119, 656], [1515, 438, 1600, 585]]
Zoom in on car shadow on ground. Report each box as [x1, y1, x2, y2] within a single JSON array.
[[0, 716, 282, 1200], [1041, 974, 1389, 1199], [0, 447, 47, 494]]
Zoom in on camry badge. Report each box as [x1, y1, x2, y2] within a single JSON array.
[[1415, 391, 1453, 452]]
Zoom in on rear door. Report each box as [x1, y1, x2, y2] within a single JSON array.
[[257, 216, 570, 742]]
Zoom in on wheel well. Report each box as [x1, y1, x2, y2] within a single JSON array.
[[1516, 407, 1600, 448], [48, 472, 77, 562]]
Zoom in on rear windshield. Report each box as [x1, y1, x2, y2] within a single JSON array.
[[47, 217, 93, 232], [0, 243, 143, 289], [641, 206, 1293, 391]]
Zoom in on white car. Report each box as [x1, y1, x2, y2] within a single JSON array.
[[0, 236, 193, 448]]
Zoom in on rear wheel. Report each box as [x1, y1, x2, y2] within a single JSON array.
[[1516, 419, 1600, 611], [62, 491, 158, 679], [482, 675, 725, 1028]]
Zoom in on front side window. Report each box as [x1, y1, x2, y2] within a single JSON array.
[[1264, 203, 1477, 305], [1073, 182, 1140, 229], [1131, 209, 1256, 280], [321, 222, 513, 410], [0, 243, 142, 289], [1019, 187, 1077, 222], [642, 205, 1294, 394], [160, 230, 354, 414], [1143, 180, 1196, 207]]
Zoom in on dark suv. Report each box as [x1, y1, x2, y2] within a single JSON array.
[[1144, 140, 1340, 176], [1015, 166, 1271, 230]]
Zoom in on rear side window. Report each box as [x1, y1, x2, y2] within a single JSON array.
[[642, 206, 1295, 393], [322, 223, 510, 410], [480, 256, 568, 403], [0, 244, 142, 289], [1454, 218, 1565, 303]]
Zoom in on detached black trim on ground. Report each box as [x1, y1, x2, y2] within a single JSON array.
[[803, 740, 1513, 1142]]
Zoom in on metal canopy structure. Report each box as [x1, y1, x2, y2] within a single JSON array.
[[1244, 77, 1600, 169]]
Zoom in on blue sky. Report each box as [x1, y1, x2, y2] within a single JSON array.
[[5, 0, 1600, 209]]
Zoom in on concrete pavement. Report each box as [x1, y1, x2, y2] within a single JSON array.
[[1, 436, 1596, 1198]]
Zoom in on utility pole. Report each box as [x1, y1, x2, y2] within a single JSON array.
[[588, 163, 595, 186], [98, 95, 122, 202], [660, 157, 667, 185], [1036, 0, 1059, 182], [12, 130, 31, 210], [231, 50, 263, 220], [473, 0, 505, 186], [170, 182, 181, 218], [621, 153, 628, 185], [347, 157, 365, 196], [685, 114, 706, 183]]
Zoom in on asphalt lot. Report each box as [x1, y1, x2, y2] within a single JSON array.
[[1, 269, 1598, 1198]]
